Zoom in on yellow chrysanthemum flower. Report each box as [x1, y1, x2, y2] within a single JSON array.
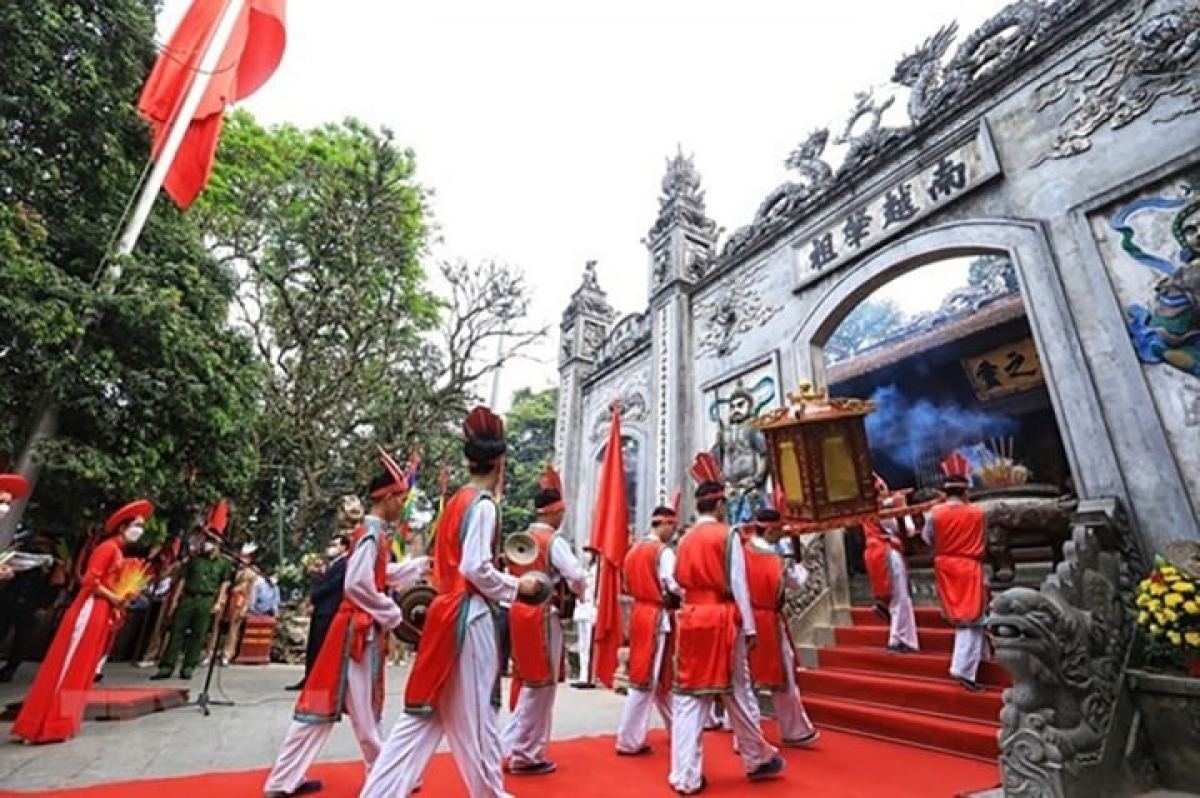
[[1150, 584, 1168, 596], [1165, 593, 1184, 608], [1167, 630, 1182, 646], [1137, 593, 1151, 607], [1174, 581, 1196, 594], [1138, 611, 1149, 625], [1183, 600, 1199, 615], [1139, 579, 1153, 591], [1185, 631, 1200, 647], [1162, 565, 1178, 575], [1149, 624, 1162, 635], [1148, 599, 1163, 612], [1163, 608, 1178, 623]]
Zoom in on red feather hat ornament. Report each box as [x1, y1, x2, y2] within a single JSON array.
[[690, 452, 726, 500], [535, 464, 566, 514], [940, 451, 973, 487], [373, 446, 411, 499], [671, 488, 682, 518], [463, 405, 504, 441]]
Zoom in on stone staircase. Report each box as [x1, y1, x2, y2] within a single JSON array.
[[796, 605, 1009, 761]]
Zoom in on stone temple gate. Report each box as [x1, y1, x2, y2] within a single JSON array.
[[555, 0, 1200, 794]]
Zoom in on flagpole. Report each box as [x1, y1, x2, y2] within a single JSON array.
[[0, 0, 245, 546], [110, 0, 245, 267]]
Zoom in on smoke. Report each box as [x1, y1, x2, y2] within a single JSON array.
[[864, 385, 1016, 470]]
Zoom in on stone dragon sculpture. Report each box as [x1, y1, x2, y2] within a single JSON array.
[[988, 518, 1134, 797]]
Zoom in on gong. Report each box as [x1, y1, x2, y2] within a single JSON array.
[[393, 584, 436, 646]]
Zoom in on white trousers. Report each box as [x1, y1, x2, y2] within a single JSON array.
[[574, 619, 593, 681], [502, 617, 563, 764], [768, 626, 816, 742], [886, 550, 920, 650], [361, 615, 511, 798], [668, 633, 777, 793], [264, 638, 382, 794], [614, 631, 673, 752], [949, 626, 986, 682]]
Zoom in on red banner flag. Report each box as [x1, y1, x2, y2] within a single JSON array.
[[588, 404, 630, 687], [138, 0, 287, 208]]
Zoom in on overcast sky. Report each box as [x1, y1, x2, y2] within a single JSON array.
[[160, 0, 1012, 410]]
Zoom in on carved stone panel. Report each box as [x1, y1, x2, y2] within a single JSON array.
[[1033, 0, 1200, 166], [694, 263, 783, 359], [1089, 170, 1200, 514]]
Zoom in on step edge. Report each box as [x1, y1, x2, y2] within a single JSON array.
[[799, 667, 1007, 694], [811, 721, 1000, 765], [803, 694, 1003, 730]]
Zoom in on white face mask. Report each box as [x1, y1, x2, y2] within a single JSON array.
[[326, 546, 340, 558], [0, 503, 10, 519], [125, 525, 145, 543]]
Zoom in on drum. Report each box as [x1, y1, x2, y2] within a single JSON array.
[[234, 613, 275, 665]]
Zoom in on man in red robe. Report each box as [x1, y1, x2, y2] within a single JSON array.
[[862, 477, 920, 654], [502, 465, 587, 774], [263, 455, 431, 798], [669, 453, 783, 795], [361, 406, 547, 798], [12, 499, 152, 744], [614, 503, 682, 756], [740, 508, 820, 747], [923, 453, 989, 692]]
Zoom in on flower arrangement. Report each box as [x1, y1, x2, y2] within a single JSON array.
[[110, 558, 153, 601], [1136, 555, 1200, 674]]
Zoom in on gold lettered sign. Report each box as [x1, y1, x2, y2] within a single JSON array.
[[962, 338, 1045, 400]]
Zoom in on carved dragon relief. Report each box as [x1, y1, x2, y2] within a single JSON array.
[[783, 534, 828, 618], [989, 500, 1137, 798], [714, 0, 1102, 269], [1033, 0, 1200, 166], [693, 265, 783, 359], [591, 312, 652, 374]]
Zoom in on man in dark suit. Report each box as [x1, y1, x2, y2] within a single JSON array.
[[286, 533, 350, 691]]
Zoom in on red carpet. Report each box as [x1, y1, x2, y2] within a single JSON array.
[[1, 727, 998, 798], [797, 607, 1006, 760], [1, 687, 189, 722]]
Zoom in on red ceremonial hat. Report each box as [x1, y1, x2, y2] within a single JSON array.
[[372, 446, 411, 500], [690, 452, 725, 500], [105, 499, 154, 534], [0, 473, 30, 500], [940, 451, 972, 487], [535, 464, 566, 514], [205, 499, 230, 538], [463, 406, 504, 440]]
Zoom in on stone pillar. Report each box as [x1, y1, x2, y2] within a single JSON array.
[[555, 261, 615, 556], [643, 147, 721, 510]]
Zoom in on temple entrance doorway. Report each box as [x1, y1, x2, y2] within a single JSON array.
[[817, 251, 1075, 601]]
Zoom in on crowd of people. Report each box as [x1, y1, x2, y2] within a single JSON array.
[[1, 402, 989, 798]]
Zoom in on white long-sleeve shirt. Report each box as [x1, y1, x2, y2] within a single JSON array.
[[343, 517, 406, 631], [694, 514, 756, 637], [461, 494, 519, 623], [530, 522, 588, 599]]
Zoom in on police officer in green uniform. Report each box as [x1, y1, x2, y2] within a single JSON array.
[[152, 534, 232, 680]]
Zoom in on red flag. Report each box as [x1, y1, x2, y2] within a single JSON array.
[[138, 0, 287, 208], [588, 404, 630, 687]]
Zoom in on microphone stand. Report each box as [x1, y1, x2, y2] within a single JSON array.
[[192, 537, 261, 716]]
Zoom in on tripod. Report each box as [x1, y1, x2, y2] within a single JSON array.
[[192, 555, 246, 716]]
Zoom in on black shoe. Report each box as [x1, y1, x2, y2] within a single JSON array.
[[956, 676, 985, 692], [150, 670, 173, 680], [286, 682, 305, 691], [92, 673, 104, 684], [748, 755, 785, 781], [508, 760, 556, 776]]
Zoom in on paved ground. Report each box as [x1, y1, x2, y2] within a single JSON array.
[[0, 661, 631, 791]]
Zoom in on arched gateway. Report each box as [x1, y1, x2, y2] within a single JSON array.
[[557, 1, 1200, 795]]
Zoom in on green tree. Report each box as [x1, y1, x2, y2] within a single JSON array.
[[826, 298, 906, 363], [967, 254, 1019, 294], [499, 387, 559, 538], [196, 114, 545, 560], [0, 0, 264, 542]]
